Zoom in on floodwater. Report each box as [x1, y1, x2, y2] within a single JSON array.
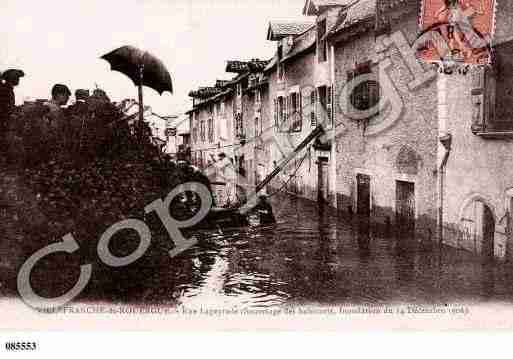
[[8, 193, 513, 308]]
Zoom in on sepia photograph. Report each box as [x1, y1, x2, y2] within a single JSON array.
[[2, 0, 513, 348]]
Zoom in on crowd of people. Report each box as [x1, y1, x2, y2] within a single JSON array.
[[0, 68, 149, 168]]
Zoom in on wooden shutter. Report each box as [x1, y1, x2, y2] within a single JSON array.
[[274, 98, 278, 128], [471, 68, 486, 132], [347, 71, 355, 117], [298, 92, 302, 131], [311, 90, 317, 127], [299, 92, 303, 118]]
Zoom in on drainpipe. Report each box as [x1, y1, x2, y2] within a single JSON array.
[[437, 73, 452, 248], [438, 133, 452, 248]]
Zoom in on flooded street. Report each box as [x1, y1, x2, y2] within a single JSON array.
[[6, 193, 513, 308], [63, 193, 513, 308]]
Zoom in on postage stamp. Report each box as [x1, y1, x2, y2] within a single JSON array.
[[417, 0, 497, 64]]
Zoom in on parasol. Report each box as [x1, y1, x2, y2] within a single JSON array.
[[100, 46, 173, 138]]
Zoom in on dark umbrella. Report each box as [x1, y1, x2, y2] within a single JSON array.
[[100, 45, 173, 138]]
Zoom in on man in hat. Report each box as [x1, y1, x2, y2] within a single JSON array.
[[0, 69, 24, 159], [67, 89, 90, 153], [43, 84, 72, 156]]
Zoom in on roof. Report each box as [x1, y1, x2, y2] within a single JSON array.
[[216, 79, 231, 88], [282, 25, 317, 62], [225, 59, 270, 73], [376, 0, 413, 29], [188, 86, 223, 99], [328, 0, 376, 37], [186, 88, 233, 114], [303, 0, 352, 16], [264, 54, 278, 72], [266, 21, 315, 41]]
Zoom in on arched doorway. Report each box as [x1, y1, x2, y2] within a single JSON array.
[[460, 198, 496, 260]]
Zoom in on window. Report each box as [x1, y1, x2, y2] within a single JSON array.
[[198, 151, 203, 168], [318, 86, 332, 127], [200, 120, 205, 141], [255, 90, 261, 105], [255, 117, 260, 137], [208, 118, 214, 143], [317, 19, 327, 63], [472, 40, 513, 134], [347, 61, 379, 119], [274, 98, 278, 127], [221, 102, 225, 118], [290, 92, 302, 132], [235, 113, 244, 138], [278, 96, 285, 131], [193, 127, 198, 143]]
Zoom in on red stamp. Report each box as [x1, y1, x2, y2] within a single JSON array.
[[416, 0, 496, 65]]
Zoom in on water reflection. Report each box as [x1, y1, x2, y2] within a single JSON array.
[[7, 193, 513, 307]]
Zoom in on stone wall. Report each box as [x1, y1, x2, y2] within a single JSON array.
[[333, 10, 439, 241]]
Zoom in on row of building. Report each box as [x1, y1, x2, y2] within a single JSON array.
[[185, 0, 513, 261]]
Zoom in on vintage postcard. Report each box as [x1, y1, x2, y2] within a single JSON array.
[[1, 0, 513, 349]]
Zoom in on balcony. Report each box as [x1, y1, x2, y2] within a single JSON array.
[[471, 104, 513, 140]]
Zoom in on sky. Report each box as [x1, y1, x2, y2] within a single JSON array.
[[1, 0, 311, 117]]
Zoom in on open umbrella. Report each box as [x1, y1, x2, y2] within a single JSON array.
[[100, 45, 173, 138]]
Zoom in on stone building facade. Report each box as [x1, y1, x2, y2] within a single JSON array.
[[327, 0, 439, 242], [264, 13, 338, 205], [186, 0, 513, 261], [439, 0, 513, 260]]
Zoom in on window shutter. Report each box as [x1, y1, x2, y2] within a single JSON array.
[[299, 92, 303, 117], [274, 99, 278, 128], [370, 72, 379, 114], [347, 71, 356, 116], [316, 88, 321, 126], [284, 96, 289, 131], [283, 96, 287, 126], [311, 90, 317, 127], [298, 92, 302, 131], [471, 68, 487, 132]]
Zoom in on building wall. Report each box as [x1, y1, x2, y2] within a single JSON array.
[[333, 11, 439, 240], [442, 0, 513, 260], [190, 102, 217, 169], [266, 33, 335, 204]]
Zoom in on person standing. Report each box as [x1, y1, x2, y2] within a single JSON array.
[[0, 69, 24, 162], [67, 89, 90, 153], [252, 194, 276, 225], [43, 84, 71, 158]]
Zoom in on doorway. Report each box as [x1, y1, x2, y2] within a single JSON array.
[[460, 199, 496, 259], [317, 157, 329, 202], [356, 174, 371, 217], [482, 204, 495, 260], [396, 180, 415, 239]]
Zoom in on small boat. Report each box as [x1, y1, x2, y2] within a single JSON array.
[[195, 207, 249, 229]]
